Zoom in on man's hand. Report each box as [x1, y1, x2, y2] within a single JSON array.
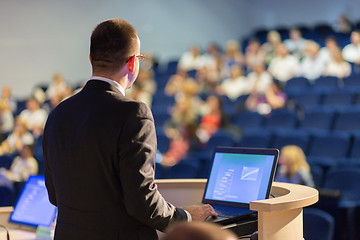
[[184, 204, 217, 221]]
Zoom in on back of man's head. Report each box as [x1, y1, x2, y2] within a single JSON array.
[[90, 19, 138, 73]]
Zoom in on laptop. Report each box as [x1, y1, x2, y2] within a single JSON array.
[[202, 147, 279, 225], [9, 175, 57, 228]]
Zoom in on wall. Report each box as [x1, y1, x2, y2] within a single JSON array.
[[0, 0, 359, 98]]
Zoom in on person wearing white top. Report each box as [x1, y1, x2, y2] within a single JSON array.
[[284, 28, 307, 59], [216, 65, 249, 100], [268, 43, 299, 82], [324, 47, 351, 79], [178, 45, 204, 71], [342, 30, 360, 63], [19, 98, 48, 137], [247, 62, 273, 94], [298, 41, 326, 82]]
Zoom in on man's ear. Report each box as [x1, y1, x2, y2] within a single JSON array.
[[89, 55, 92, 64], [128, 56, 135, 73]]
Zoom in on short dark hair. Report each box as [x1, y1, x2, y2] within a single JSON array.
[[90, 19, 138, 73]]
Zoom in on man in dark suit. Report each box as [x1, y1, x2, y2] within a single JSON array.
[[43, 19, 217, 240]]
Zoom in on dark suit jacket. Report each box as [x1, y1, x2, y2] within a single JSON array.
[[43, 80, 187, 240]]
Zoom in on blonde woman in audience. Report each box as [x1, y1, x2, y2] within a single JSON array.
[[261, 30, 282, 64], [46, 72, 69, 100], [216, 65, 249, 100], [275, 145, 315, 187], [0, 117, 34, 156], [220, 40, 244, 79], [0, 144, 38, 190], [268, 43, 299, 82], [0, 85, 17, 113], [298, 40, 326, 82], [324, 47, 351, 79], [0, 102, 14, 135]]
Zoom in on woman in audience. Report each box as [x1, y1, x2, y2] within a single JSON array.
[[0, 144, 38, 190], [261, 30, 282, 64], [216, 65, 249, 100], [19, 97, 48, 137], [164, 69, 188, 98], [342, 29, 360, 64], [178, 45, 204, 72], [220, 40, 244, 79], [0, 85, 17, 114], [196, 95, 224, 144], [0, 117, 34, 156], [268, 43, 299, 83], [127, 68, 157, 107], [318, 36, 339, 64], [275, 145, 315, 187], [324, 47, 351, 79], [284, 28, 307, 59], [0, 102, 14, 138], [245, 38, 266, 71], [46, 72, 69, 100], [298, 40, 326, 82]]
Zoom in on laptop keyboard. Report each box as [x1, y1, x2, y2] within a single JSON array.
[[212, 204, 252, 218]]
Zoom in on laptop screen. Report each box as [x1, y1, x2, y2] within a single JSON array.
[[9, 175, 57, 227], [203, 147, 278, 206]]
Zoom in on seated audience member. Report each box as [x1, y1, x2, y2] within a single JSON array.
[[261, 30, 282, 64], [247, 61, 273, 95], [216, 65, 249, 100], [127, 68, 157, 107], [220, 40, 244, 79], [298, 40, 326, 82], [196, 66, 220, 96], [342, 29, 360, 64], [0, 103, 14, 137], [0, 85, 17, 113], [46, 72, 69, 100], [334, 14, 352, 35], [268, 43, 299, 82], [196, 95, 224, 144], [246, 81, 286, 115], [0, 144, 38, 190], [178, 45, 204, 72], [245, 38, 266, 71], [0, 117, 34, 156], [284, 28, 307, 59], [275, 145, 315, 187], [162, 221, 238, 240], [324, 47, 351, 79], [318, 36, 339, 65], [19, 98, 48, 137], [165, 69, 188, 98], [201, 43, 222, 72]]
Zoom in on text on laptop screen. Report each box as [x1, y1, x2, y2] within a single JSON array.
[[10, 175, 57, 227], [204, 152, 275, 204]]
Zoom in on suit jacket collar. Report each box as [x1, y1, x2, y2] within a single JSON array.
[[84, 80, 124, 96]]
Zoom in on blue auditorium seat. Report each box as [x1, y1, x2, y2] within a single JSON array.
[[204, 130, 235, 150], [299, 107, 336, 133], [321, 89, 355, 110], [151, 94, 175, 108], [152, 109, 171, 128], [232, 110, 264, 131], [0, 186, 14, 206], [312, 76, 340, 91], [0, 155, 13, 169], [343, 74, 360, 91], [163, 157, 200, 179], [263, 109, 298, 131], [237, 129, 272, 148], [156, 133, 170, 154], [350, 134, 360, 159], [310, 164, 324, 188], [307, 132, 351, 166], [333, 110, 360, 134], [291, 89, 323, 110], [284, 77, 311, 94], [303, 208, 335, 240], [271, 130, 310, 154], [166, 60, 179, 75]]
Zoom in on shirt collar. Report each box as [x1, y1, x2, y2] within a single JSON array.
[[90, 76, 125, 96]]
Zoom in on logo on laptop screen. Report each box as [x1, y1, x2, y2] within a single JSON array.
[[241, 167, 259, 181]]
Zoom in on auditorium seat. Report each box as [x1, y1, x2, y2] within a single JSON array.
[[322, 90, 355, 110], [237, 129, 272, 148], [0, 155, 13, 169], [263, 109, 298, 131], [350, 134, 360, 159], [312, 76, 340, 91], [164, 157, 200, 179], [271, 130, 310, 154], [310, 164, 324, 188], [299, 107, 336, 133], [156, 133, 170, 154], [303, 208, 335, 240], [284, 77, 311, 95], [151, 93, 175, 108], [0, 186, 14, 207], [333, 110, 360, 134], [166, 60, 179, 75], [204, 130, 235, 150], [232, 110, 264, 131], [152, 108, 171, 127], [291, 90, 323, 110], [307, 132, 351, 165], [343, 74, 360, 91]]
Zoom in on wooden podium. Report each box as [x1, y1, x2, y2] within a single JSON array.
[[155, 179, 319, 240]]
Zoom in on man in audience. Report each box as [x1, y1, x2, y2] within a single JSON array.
[[342, 29, 360, 64], [284, 28, 307, 59], [298, 40, 326, 81], [43, 19, 216, 240], [19, 97, 48, 137]]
